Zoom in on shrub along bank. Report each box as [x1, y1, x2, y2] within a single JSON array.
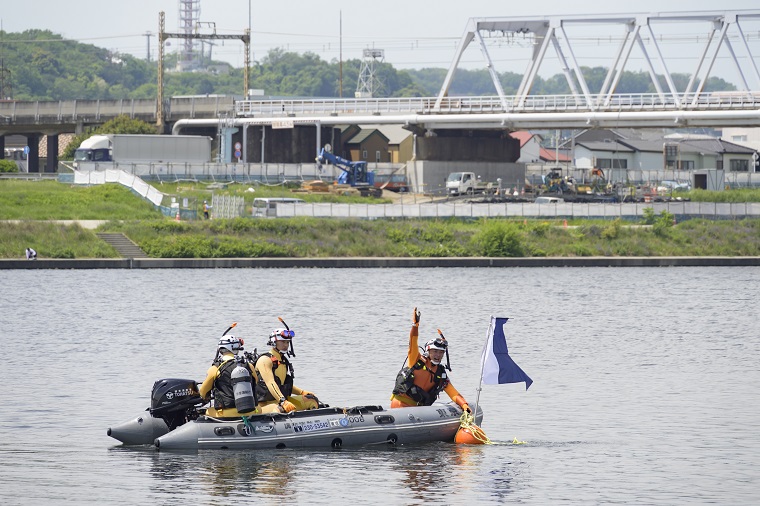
[[3, 180, 760, 259], [3, 216, 760, 259], [2, 216, 752, 259]]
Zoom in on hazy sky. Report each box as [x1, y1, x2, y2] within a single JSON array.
[[3, 1, 760, 84]]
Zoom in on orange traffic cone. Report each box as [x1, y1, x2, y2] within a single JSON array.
[[175, 211, 180, 221], [563, 219, 568, 228]]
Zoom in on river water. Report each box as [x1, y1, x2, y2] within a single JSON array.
[[1, 267, 758, 504]]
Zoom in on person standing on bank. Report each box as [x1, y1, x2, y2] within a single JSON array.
[[390, 307, 472, 413], [203, 200, 211, 219], [254, 319, 320, 413]]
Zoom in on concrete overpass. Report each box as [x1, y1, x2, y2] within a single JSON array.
[[0, 96, 234, 172]]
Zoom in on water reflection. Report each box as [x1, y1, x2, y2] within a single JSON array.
[[145, 449, 298, 498], [197, 451, 296, 497]]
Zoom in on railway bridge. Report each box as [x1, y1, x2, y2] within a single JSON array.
[[2, 9, 760, 172]]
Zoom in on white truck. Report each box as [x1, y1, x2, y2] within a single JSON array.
[[446, 171, 496, 196], [74, 134, 212, 164]]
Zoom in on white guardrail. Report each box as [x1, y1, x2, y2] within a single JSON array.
[[72, 169, 165, 206]]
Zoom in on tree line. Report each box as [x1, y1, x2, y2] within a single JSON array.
[[0, 29, 736, 101]]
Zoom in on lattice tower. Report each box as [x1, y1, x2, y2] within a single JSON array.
[[0, 60, 11, 100], [355, 48, 384, 98], [177, 0, 201, 71]]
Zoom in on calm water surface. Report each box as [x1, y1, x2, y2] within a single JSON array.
[[1, 267, 758, 504]]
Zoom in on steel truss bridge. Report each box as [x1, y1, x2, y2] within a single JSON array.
[[2, 9, 760, 136], [188, 9, 760, 132]]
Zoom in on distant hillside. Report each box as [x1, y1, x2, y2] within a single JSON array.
[[0, 29, 736, 101]]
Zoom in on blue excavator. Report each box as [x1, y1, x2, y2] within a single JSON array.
[[315, 145, 382, 197]]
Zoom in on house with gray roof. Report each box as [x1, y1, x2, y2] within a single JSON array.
[[568, 129, 756, 173]]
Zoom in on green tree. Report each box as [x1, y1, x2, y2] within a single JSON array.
[[0, 29, 742, 100]]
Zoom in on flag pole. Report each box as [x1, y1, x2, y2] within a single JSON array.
[[473, 315, 495, 418]]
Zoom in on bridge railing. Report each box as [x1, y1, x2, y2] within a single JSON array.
[[0, 99, 157, 122], [0, 96, 235, 123], [234, 92, 760, 117]]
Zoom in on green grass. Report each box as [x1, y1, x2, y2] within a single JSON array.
[[0, 221, 118, 258], [89, 216, 760, 259], [4, 214, 760, 259], [3, 179, 760, 259], [683, 188, 760, 202], [0, 180, 161, 220]]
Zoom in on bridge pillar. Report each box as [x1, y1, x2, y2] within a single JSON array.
[[25, 134, 40, 173], [415, 129, 520, 162], [45, 134, 59, 173], [247, 125, 341, 163], [0, 136, 5, 159]]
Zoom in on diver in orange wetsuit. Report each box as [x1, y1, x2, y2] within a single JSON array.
[[390, 307, 471, 413]]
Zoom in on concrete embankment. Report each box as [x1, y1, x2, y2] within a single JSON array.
[[2, 257, 760, 269]]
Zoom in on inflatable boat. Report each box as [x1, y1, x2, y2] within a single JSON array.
[[107, 378, 484, 450]]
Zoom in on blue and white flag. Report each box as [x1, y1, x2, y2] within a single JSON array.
[[481, 316, 533, 389]]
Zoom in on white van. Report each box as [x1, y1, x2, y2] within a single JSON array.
[[534, 196, 564, 204], [252, 197, 305, 218]]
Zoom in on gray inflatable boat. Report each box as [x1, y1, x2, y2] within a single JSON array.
[[107, 378, 484, 450]]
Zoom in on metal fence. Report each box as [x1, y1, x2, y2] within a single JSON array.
[[270, 201, 760, 221], [212, 195, 245, 219], [60, 167, 760, 221]]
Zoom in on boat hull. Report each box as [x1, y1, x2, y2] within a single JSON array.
[[156, 403, 482, 450], [110, 402, 483, 450], [108, 411, 170, 446]]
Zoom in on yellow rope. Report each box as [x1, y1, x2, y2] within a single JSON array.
[[459, 412, 493, 445], [458, 412, 527, 445]]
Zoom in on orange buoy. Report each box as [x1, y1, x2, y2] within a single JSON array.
[[455, 424, 488, 445]]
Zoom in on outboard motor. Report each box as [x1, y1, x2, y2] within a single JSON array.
[[150, 378, 203, 431], [231, 361, 256, 414]]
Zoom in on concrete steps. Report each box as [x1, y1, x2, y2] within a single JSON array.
[[96, 233, 148, 258]]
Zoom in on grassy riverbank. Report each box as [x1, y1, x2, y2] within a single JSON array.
[[4, 216, 760, 259], [2, 179, 760, 259]]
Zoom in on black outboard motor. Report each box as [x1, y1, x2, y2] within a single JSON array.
[[150, 378, 203, 431]]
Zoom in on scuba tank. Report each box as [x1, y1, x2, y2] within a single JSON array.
[[231, 359, 256, 414]]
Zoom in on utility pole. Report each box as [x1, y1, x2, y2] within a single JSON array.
[[157, 12, 165, 129], [144, 32, 152, 61], [157, 10, 251, 128], [0, 20, 11, 100]]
